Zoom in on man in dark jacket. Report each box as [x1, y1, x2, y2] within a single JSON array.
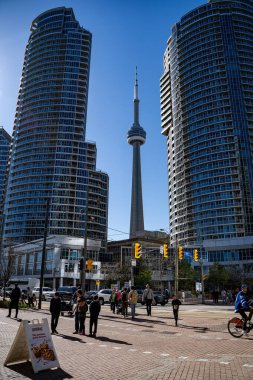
[[171, 294, 182, 327], [50, 292, 61, 334], [89, 295, 101, 338], [7, 284, 21, 319]]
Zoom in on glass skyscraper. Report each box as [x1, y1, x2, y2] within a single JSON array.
[[161, 0, 253, 259], [3, 8, 108, 249]]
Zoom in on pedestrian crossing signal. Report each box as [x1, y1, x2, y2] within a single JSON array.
[[134, 242, 142, 259]]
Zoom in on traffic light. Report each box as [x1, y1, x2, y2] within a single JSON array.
[[79, 258, 84, 271], [86, 258, 93, 271], [134, 242, 142, 259], [193, 249, 199, 262], [163, 243, 169, 258], [178, 246, 184, 260]]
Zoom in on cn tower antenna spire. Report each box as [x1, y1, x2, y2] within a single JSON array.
[[134, 66, 140, 125], [134, 66, 138, 100]]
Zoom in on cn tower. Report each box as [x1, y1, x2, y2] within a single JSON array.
[[127, 69, 146, 238]]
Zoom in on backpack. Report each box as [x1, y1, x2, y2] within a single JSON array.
[[122, 291, 127, 302]]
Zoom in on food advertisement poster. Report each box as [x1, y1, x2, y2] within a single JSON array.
[[25, 318, 59, 373]]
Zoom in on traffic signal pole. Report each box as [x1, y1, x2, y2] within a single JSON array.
[[81, 221, 88, 294], [174, 236, 179, 298], [200, 244, 205, 304]]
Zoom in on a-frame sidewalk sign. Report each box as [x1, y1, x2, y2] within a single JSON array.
[[4, 318, 60, 374]]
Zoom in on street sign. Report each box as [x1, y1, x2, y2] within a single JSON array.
[[131, 259, 136, 267]]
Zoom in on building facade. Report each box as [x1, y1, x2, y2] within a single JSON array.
[[161, 0, 253, 273], [7, 235, 103, 290], [3, 8, 108, 253], [127, 71, 146, 238]]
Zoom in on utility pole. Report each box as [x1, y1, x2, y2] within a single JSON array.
[[38, 199, 50, 310]]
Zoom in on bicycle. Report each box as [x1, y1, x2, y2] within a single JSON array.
[[228, 316, 253, 338]]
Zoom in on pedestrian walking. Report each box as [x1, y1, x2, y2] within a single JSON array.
[[27, 287, 33, 307], [109, 288, 117, 314], [73, 289, 83, 334], [50, 292, 61, 334], [128, 286, 138, 320], [121, 288, 129, 317], [221, 289, 227, 304], [89, 294, 101, 338], [142, 284, 154, 316], [7, 283, 21, 319], [32, 293, 37, 307], [78, 296, 88, 335], [116, 289, 121, 304], [171, 294, 181, 326]]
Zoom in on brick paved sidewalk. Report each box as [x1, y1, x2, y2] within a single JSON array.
[[0, 304, 253, 380]]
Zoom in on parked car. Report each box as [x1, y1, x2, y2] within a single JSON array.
[[152, 291, 168, 306], [33, 287, 55, 301], [57, 286, 78, 299], [97, 289, 112, 304], [85, 290, 97, 304], [0, 287, 13, 297], [136, 289, 145, 304]]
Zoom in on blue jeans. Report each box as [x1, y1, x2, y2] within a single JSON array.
[[130, 303, 136, 319]]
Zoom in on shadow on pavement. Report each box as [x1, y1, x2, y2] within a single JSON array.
[[95, 336, 132, 345], [100, 314, 165, 327], [175, 324, 209, 332], [6, 362, 72, 379], [57, 333, 86, 343]]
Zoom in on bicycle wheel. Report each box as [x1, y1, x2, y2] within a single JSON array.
[[228, 317, 244, 338]]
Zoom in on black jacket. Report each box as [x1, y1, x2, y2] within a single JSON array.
[[50, 297, 61, 315], [10, 287, 21, 302], [89, 300, 101, 317]]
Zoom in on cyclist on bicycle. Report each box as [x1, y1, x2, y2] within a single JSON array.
[[234, 284, 253, 335]]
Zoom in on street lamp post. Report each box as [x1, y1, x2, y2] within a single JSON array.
[[38, 199, 50, 310]]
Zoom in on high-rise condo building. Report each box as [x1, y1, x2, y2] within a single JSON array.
[[3, 8, 108, 251], [127, 71, 146, 238], [0, 127, 11, 239], [161, 0, 253, 267]]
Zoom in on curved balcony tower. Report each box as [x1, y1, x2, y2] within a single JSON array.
[[127, 69, 146, 238], [3, 7, 109, 248]]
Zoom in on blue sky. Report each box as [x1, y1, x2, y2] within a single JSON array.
[[0, 0, 206, 241]]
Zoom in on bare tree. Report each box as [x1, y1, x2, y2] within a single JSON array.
[[0, 247, 16, 300]]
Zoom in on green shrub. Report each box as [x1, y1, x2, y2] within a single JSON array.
[[0, 300, 29, 309], [0, 299, 10, 308]]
